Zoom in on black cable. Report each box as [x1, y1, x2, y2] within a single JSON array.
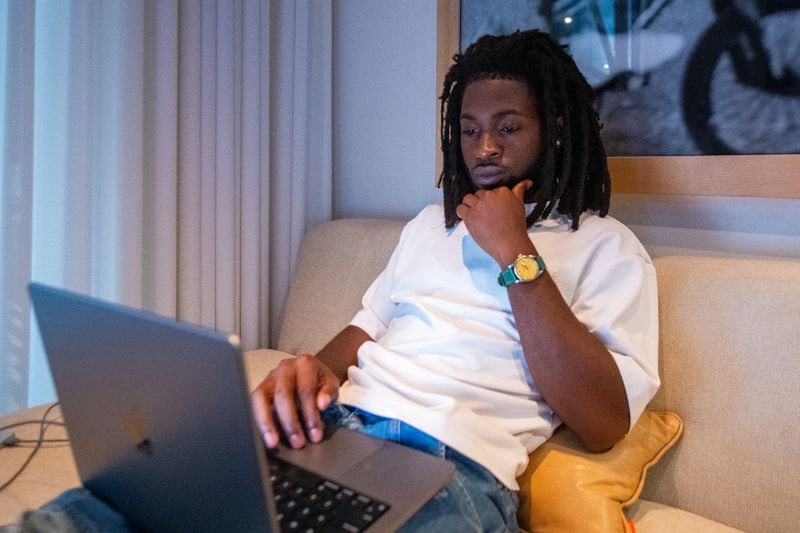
[[11, 438, 70, 444], [0, 402, 63, 493], [0, 419, 65, 432]]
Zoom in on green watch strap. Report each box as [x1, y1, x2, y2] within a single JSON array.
[[497, 254, 546, 287], [498, 267, 519, 286]]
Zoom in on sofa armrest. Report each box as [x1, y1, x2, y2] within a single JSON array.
[[242, 349, 295, 391]]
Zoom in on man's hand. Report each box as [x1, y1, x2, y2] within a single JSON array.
[[455, 180, 535, 266], [250, 355, 339, 449], [250, 325, 369, 450]]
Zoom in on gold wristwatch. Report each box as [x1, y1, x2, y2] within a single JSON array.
[[497, 254, 546, 287]]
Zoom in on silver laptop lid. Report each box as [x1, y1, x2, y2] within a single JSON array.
[[28, 282, 278, 532]]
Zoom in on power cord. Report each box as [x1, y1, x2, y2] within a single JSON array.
[[0, 402, 66, 493]]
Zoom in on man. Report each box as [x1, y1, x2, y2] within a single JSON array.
[[10, 29, 657, 533], [252, 29, 659, 531]]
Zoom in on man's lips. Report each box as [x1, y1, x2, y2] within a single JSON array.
[[471, 164, 508, 187]]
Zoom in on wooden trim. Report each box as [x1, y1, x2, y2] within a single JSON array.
[[435, 0, 800, 198], [609, 155, 800, 198], [435, 0, 460, 183]]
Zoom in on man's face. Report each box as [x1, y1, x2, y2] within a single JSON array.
[[459, 78, 542, 191]]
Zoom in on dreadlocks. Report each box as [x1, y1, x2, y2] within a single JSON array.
[[439, 29, 610, 230]]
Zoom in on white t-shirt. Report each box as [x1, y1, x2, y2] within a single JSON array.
[[338, 204, 659, 490]]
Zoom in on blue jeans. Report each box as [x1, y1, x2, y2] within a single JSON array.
[[323, 404, 519, 532], [8, 405, 518, 532]]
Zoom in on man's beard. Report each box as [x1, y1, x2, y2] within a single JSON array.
[[478, 153, 546, 204]]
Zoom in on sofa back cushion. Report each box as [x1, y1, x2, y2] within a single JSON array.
[[278, 218, 404, 355], [645, 256, 800, 533]]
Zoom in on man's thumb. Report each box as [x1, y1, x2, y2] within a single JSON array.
[[513, 180, 533, 200]]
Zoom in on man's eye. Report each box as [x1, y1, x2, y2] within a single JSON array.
[[500, 125, 519, 134], [461, 128, 477, 136]]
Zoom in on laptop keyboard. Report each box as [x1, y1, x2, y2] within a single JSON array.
[[269, 455, 391, 532]]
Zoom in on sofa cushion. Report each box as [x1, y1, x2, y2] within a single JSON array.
[[517, 410, 683, 533], [628, 500, 743, 532], [644, 256, 800, 532]]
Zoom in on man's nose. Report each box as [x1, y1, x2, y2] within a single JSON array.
[[477, 132, 500, 160]]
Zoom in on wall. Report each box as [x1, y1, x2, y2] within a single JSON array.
[[612, 195, 800, 260], [332, 2, 800, 260], [333, 0, 440, 220]]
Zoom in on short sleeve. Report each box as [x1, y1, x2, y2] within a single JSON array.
[[570, 236, 660, 430], [348, 218, 413, 340]]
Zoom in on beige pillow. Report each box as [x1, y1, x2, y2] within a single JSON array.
[[517, 410, 683, 532]]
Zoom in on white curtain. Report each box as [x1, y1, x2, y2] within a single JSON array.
[[0, 0, 332, 415]]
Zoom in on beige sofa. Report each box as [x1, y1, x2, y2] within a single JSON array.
[[2, 218, 799, 532]]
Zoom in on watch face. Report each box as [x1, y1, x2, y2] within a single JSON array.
[[514, 256, 540, 281]]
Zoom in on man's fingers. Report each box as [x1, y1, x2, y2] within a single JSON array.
[[317, 375, 338, 412], [272, 363, 307, 449], [462, 193, 478, 205], [250, 356, 340, 450], [512, 180, 533, 201], [250, 383, 280, 449], [295, 355, 325, 443]]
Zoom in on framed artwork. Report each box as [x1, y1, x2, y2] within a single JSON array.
[[436, 0, 800, 197]]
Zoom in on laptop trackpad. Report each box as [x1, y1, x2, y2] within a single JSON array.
[[275, 425, 383, 477], [273, 425, 454, 503]]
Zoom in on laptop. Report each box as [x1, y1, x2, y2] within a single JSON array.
[[28, 282, 454, 532]]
